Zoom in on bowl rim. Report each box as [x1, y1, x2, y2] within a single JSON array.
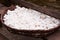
[[1, 5, 60, 33]]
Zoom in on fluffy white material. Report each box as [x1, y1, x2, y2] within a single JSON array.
[[3, 5, 60, 30]]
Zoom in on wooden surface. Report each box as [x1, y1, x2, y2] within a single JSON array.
[[0, 33, 8, 40]]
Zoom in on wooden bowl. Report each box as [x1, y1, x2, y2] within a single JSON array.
[[1, 0, 60, 38]]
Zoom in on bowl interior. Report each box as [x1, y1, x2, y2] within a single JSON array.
[[1, 5, 60, 32]]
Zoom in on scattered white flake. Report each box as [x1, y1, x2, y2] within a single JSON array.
[[3, 5, 60, 30]]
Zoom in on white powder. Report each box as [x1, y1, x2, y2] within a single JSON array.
[[3, 5, 60, 30]]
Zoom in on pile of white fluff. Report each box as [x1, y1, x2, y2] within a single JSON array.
[[3, 5, 60, 30]]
